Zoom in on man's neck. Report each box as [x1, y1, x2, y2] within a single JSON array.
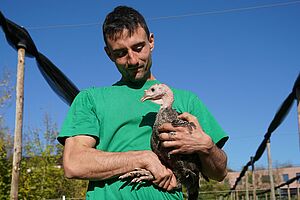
[[120, 74, 156, 87]]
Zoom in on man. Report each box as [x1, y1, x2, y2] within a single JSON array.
[[58, 6, 228, 200]]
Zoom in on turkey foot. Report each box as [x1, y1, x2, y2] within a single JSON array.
[[119, 168, 154, 183]]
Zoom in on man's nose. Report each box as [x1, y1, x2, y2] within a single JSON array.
[[127, 50, 139, 66]]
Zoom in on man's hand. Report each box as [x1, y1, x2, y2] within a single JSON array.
[[158, 112, 228, 181], [158, 112, 214, 155], [121, 150, 177, 191]]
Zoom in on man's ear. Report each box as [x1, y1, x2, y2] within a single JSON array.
[[149, 33, 154, 52], [104, 46, 115, 62]]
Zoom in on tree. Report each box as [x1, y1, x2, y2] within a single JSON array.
[[18, 114, 88, 199], [0, 70, 87, 198], [0, 70, 13, 199], [0, 129, 12, 199]]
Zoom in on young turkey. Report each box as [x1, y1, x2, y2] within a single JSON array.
[[120, 83, 202, 200]]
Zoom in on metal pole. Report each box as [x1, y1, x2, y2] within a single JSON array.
[[10, 46, 26, 200], [267, 139, 276, 200]]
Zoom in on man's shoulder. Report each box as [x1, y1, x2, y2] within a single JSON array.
[[73, 85, 116, 101], [80, 85, 118, 94]]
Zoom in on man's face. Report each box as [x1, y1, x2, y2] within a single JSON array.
[[105, 26, 155, 83]]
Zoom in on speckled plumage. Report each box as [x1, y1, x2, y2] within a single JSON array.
[[149, 84, 201, 200]]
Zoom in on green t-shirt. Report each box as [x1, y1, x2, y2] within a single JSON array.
[[58, 80, 228, 200]]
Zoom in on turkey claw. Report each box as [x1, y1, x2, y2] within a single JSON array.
[[119, 168, 154, 182]]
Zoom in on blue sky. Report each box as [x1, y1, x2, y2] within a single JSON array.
[[0, 1, 299, 172]]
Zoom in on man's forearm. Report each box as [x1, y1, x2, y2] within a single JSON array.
[[199, 144, 228, 181], [63, 138, 148, 180]]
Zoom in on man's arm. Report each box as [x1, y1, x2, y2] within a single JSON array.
[[197, 141, 227, 181], [158, 112, 228, 181], [63, 135, 177, 190]]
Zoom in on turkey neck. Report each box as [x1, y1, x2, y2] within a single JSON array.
[[161, 88, 174, 109]]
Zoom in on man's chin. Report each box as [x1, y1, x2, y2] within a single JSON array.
[[130, 72, 150, 82]]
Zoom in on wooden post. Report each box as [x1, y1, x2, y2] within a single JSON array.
[[279, 188, 282, 199], [245, 171, 249, 200], [287, 184, 291, 200], [10, 47, 26, 200], [267, 140, 276, 200], [251, 156, 257, 200], [296, 87, 300, 149], [297, 181, 300, 200]]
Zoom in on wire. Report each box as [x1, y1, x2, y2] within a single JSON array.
[[149, 0, 300, 21], [231, 133, 297, 141], [27, 0, 300, 30], [28, 22, 101, 30]]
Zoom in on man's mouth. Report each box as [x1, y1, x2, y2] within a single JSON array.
[[128, 65, 143, 70]]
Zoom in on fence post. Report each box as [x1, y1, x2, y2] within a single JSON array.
[[297, 181, 300, 200], [251, 156, 257, 200], [266, 139, 276, 200], [287, 184, 291, 200], [296, 87, 300, 149], [10, 45, 26, 200], [245, 171, 249, 200]]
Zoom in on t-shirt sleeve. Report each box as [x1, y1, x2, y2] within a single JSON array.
[[189, 94, 228, 148], [57, 89, 100, 145]]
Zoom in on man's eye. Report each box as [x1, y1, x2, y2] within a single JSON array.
[[113, 51, 127, 58], [133, 45, 143, 52]]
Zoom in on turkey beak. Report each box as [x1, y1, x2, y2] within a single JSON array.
[[141, 90, 150, 102]]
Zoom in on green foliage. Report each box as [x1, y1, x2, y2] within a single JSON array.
[[0, 70, 88, 198], [0, 131, 12, 199], [198, 177, 231, 200], [0, 78, 87, 199], [182, 176, 231, 200], [0, 70, 13, 199], [0, 70, 13, 110], [17, 114, 88, 199]]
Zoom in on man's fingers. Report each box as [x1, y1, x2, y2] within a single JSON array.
[[162, 176, 172, 190], [155, 176, 167, 188], [158, 123, 175, 132], [168, 149, 180, 155], [159, 132, 177, 141], [178, 112, 197, 122], [167, 175, 178, 191], [178, 112, 203, 131]]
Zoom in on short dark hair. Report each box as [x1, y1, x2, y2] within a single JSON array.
[[103, 6, 150, 45]]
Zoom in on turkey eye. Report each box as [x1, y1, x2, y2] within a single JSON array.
[[151, 88, 155, 92]]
